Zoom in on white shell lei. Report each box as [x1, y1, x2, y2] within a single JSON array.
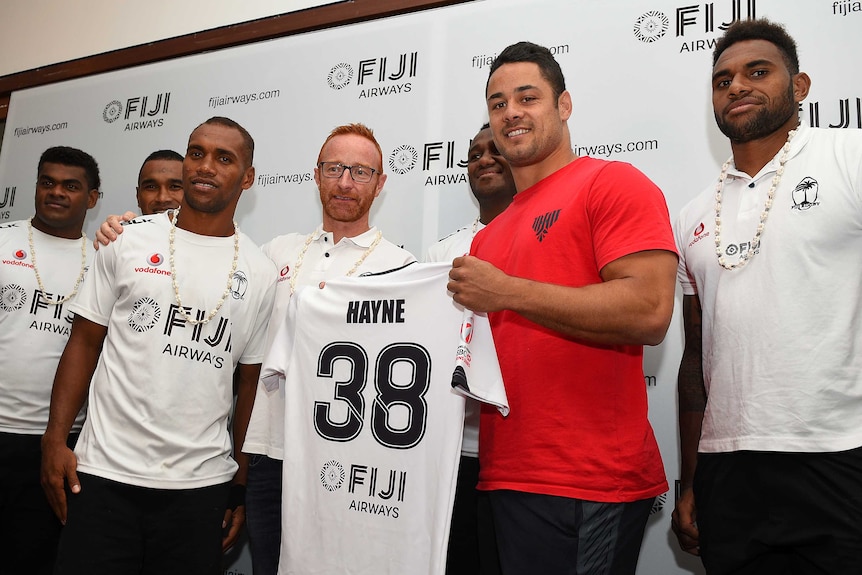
[[27, 219, 87, 305], [289, 229, 383, 295], [169, 207, 239, 325], [714, 129, 796, 271]]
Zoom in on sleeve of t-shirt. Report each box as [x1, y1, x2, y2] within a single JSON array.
[[238, 260, 278, 365], [67, 235, 120, 327], [674, 210, 698, 297], [260, 286, 300, 392], [586, 162, 678, 271]]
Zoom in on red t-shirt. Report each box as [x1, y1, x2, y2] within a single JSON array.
[[471, 157, 676, 503]]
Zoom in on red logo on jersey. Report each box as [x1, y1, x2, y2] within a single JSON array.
[[13, 249, 27, 260], [688, 222, 710, 248], [147, 253, 164, 267], [280, 265, 290, 277], [460, 320, 473, 344]]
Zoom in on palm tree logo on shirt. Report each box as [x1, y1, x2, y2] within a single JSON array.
[[791, 177, 819, 211]]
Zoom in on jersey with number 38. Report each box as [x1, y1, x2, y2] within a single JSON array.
[[261, 262, 506, 575]]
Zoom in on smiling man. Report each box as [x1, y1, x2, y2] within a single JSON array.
[[447, 42, 678, 574], [242, 123, 415, 575], [41, 117, 277, 575], [0, 146, 99, 575], [672, 19, 862, 574], [136, 149, 184, 215]]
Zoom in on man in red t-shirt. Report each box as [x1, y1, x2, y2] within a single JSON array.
[[447, 41, 678, 575]]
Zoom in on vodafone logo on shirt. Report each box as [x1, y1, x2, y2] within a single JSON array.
[[688, 222, 710, 248], [134, 253, 171, 276], [13, 249, 27, 260]]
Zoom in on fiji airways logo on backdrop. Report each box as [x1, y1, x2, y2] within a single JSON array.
[[805, 97, 862, 129], [633, 0, 757, 52], [102, 92, 171, 132], [388, 136, 480, 186], [325, 51, 419, 99]]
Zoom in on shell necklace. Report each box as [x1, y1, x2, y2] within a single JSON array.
[[27, 218, 87, 305], [289, 229, 383, 295], [169, 207, 239, 325], [714, 128, 796, 270]]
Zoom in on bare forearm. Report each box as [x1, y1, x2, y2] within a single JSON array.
[[677, 294, 706, 488], [506, 274, 675, 346], [43, 317, 105, 445], [231, 363, 260, 486]]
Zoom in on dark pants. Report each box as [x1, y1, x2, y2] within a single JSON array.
[[55, 473, 230, 575], [489, 490, 653, 575], [0, 432, 77, 575], [245, 454, 283, 575], [446, 455, 502, 575], [695, 447, 862, 574]]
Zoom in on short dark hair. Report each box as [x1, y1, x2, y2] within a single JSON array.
[[138, 149, 183, 183], [38, 146, 100, 191], [713, 19, 799, 74], [480, 122, 490, 131], [196, 116, 255, 166], [487, 42, 566, 101]]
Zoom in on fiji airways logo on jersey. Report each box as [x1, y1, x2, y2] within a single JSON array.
[[319, 459, 405, 519], [127, 297, 232, 369], [0, 282, 74, 334]]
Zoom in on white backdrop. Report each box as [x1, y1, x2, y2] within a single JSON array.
[[1, 0, 859, 573]]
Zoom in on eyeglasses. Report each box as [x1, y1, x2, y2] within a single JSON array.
[[318, 162, 378, 184]]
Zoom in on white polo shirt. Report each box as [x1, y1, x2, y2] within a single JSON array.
[[675, 124, 862, 453]]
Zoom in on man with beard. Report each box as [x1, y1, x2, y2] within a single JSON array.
[[671, 19, 862, 574], [447, 42, 677, 574], [425, 123, 514, 575], [240, 123, 415, 575], [41, 117, 277, 574]]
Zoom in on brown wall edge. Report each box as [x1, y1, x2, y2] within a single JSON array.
[[0, 0, 471, 121]]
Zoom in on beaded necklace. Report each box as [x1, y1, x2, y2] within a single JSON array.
[[714, 129, 796, 270], [289, 229, 383, 295], [169, 207, 239, 325], [27, 218, 87, 305]]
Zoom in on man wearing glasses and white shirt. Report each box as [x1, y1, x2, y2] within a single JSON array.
[[242, 123, 415, 574]]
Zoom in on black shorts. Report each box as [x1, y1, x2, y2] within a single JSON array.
[[488, 489, 654, 575], [695, 447, 862, 574]]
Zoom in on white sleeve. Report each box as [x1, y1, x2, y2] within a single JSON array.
[[259, 285, 300, 392], [451, 307, 509, 416], [67, 236, 119, 326]]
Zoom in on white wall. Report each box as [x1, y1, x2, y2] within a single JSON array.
[[0, 0, 338, 77]]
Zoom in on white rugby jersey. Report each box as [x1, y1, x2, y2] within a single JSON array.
[[0, 220, 94, 433], [261, 262, 507, 575], [243, 226, 416, 459]]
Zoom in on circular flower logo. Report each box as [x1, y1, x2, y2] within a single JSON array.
[[103, 100, 123, 123], [388, 145, 418, 175], [327, 63, 354, 90]]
